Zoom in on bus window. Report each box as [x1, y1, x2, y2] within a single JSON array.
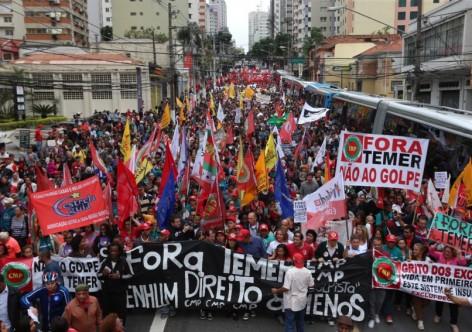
[[383, 113, 472, 178], [332, 102, 376, 133]]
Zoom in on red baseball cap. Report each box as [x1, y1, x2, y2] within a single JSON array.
[[386, 234, 397, 243], [293, 253, 305, 268], [259, 224, 269, 231], [141, 223, 151, 231], [160, 229, 171, 237], [228, 233, 237, 241], [328, 231, 339, 241], [237, 229, 250, 241]]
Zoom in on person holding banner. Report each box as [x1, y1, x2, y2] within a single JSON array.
[[444, 288, 472, 307], [410, 243, 430, 331]]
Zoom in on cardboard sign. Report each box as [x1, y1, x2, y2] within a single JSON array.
[[428, 213, 472, 254], [293, 200, 307, 223], [434, 172, 448, 189]]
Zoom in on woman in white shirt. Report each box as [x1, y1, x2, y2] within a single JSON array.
[[266, 229, 292, 256]]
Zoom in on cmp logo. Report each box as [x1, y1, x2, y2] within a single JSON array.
[[53, 193, 96, 217], [342, 134, 363, 162], [1, 262, 31, 288], [372, 257, 398, 287]]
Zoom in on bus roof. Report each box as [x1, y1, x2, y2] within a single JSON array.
[[305, 82, 342, 96]]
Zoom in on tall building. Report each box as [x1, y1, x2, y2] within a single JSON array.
[[88, 0, 101, 43], [248, 10, 270, 50], [273, 0, 293, 36], [0, 0, 25, 40], [332, 0, 396, 35], [188, 0, 206, 30], [101, 0, 113, 28], [23, 0, 89, 46], [311, 0, 336, 37], [292, 0, 312, 51], [206, 0, 227, 34], [395, 0, 450, 33], [111, 0, 188, 38]]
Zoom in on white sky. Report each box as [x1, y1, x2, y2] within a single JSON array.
[[227, 0, 270, 52]]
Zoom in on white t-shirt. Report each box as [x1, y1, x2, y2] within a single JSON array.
[[267, 240, 292, 256], [282, 266, 314, 312]]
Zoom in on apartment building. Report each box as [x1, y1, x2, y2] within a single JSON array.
[[0, 0, 26, 40], [23, 0, 89, 47], [248, 10, 270, 50], [273, 0, 293, 36], [206, 0, 227, 34], [395, 0, 450, 33], [292, 0, 312, 51], [311, 0, 336, 37], [188, 0, 206, 30]]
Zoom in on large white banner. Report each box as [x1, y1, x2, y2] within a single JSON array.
[[298, 103, 329, 124], [335, 131, 429, 191]]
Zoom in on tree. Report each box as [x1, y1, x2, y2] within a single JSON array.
[[0, 89, 14, 120], [124, 28, 169, 42], [32, 104, 57, 119], [302, 28, 325, 57], [101, 26, 113, 41]]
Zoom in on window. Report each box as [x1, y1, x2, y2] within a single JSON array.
[[433, 0, 440, 2], [106, 17, 111, 22], [5, 29, 13, 36], [398, 0, 406, 7], [105, 8, 110, 12], [120, 73, 136, 99], [130, 12, 136, 16], [410, 11, 418, 19], [397, 25, 405, 33], [397, 12, 406, 20], [411, 0, 418, 6], [34, 91, 55, 100], [32, 73, 55, 100], [91, 73, 112, 100], [189, 14, 192, 19], [62, 73, 83, 100], [3, 53, 12, 61], [4, 16, 12, 23]]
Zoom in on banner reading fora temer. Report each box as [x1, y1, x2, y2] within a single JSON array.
[[428, 213, 472, 255], [372, 252, 472, 303], [336, 131, 429, 191], [30, 176, 109, 235]]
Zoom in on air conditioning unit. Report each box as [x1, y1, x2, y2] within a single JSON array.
[[49, 0, 60, 4], [48, 28, 63, 34]]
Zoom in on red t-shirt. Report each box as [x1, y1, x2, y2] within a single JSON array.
[[287, 242, 314, 261]]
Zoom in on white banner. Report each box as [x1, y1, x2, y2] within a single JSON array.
[[33, 256, 101, 292], [298, 103, 329, 125], [335, 131, 429, 191]]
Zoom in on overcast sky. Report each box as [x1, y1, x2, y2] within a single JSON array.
[[227, 0, 270, 52]]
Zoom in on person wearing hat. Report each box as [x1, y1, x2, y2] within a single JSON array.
[[0, 197, 15, 232], [272, 253, 314, 332], [337, 315, 355, 332], [133, 223, 155, 246], [258, 223, 275, 250], [381, 234, 403, 325], [314, 231, 344, 263], [63, 284, 102, 332], [237, 229, 266, 259]]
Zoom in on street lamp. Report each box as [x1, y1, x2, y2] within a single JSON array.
[[327, 5, 404, 35]]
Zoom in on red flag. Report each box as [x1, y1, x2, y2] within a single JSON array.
[[35, 165, 53, 191], [61, 163, 73, 188], [103, 183, 113, 222], [180, 163, 191, 196], [30, 176, 109, 235], [455, 182, 467, 212], [376, 188, 385, 209], [244, 109, 255, 138], [226, 126, 234, 145], [279, 112, 296, 143], [201, 177, 226, 231], [158, 142, 178, 197], [117, 161, 139, 227], [89, 141, 112, 183], [275, 102, 284, 118]]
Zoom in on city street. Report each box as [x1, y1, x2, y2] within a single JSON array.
[[128, 305, 472, 331]]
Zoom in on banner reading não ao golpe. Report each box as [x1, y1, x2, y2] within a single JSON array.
[[336, 131, 429, 191], [372, 253, 472, 302]]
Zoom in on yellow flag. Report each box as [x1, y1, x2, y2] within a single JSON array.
[[239, 94, 244, 109], [121, 118, 131, 162], [264, 133, 277, 171], [176, 97, 184, 109], [255, 150, 269, 193], [160, 103, 171, 129], [179, 106, 186, 124], [244, 86, 255, 99], [229, 83, 236, 99], [209, 93, 216, 115], [135, 158, 154, 184], [449, 159, 472, 207]]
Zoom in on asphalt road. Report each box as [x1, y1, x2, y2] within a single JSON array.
[[127, 304, 472, 331]]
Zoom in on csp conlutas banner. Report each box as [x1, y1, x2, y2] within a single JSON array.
[[336, 131, 429, 191]]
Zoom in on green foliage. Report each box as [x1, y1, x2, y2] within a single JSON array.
[[0, 116, 67, 130], [124, 28, 169, 42], [302, 28, 325, 57], [101, 26, 113, 41], [248, 33, 291, 59], [32, 104, 57, 118], [0, 89, 15, 120]]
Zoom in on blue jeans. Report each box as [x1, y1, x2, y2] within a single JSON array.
[[284, 309, 305, 332]]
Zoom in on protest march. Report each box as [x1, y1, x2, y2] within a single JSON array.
[[0, 67, 472, 332]]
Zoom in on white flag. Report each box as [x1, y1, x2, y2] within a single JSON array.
[[298, 103, 329, 124], [312, 137, 326, 171], [170, 122, 180, 160], [191, 130, 207, 180], [426, 179, 442, 212], [272, 126, 285, 159], [217, 102, 225, 122]]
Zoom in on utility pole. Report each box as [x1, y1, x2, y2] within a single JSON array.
[[168, 2, 175, 109], [212, 34, 216, 90], [152, 29, 157, 65], [411, 0, 422, 102]]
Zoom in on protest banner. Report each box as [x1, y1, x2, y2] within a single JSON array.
[[120, 242, 371, 321], [0, 258, 33, 292], [428, 213, 472, 254], [32, 256, 102, 293], [335, 131, 429, 191], [372, 252, 472, 303], [434, 172, 448, 189], [316, 220, 353, 245], [293, 200, 307, 223], [30, 176, 109, 235], [303, 173, 347, 230], [298, 103, 329, 125]]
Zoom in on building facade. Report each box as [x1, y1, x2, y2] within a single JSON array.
[[0, 0, 25, 40], [23, 0, 89, 47], [11, 48, 152, 118], [205, 0, 227, 34], [111, 0, 188, 39], [402, 0, 472, 110], [248, 10, 270, 50], [273, 0, 293, 36], [311, 0, 336, 37], [292, 0, 312, 51], [395, 0, 451, 33], [188, 0, 206, 30]]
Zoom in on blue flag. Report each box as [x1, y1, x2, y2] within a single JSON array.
[[157, 171, 176, 229], [274, 159, 294, 219]]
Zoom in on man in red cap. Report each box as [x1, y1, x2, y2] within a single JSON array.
[[272, 253, 314, 332], [258, 223, 275, 251], [237, 229, 266, 258], [314, 231, 345, 263]]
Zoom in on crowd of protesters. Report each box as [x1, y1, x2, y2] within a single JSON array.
[[0, 71, 471, 332]]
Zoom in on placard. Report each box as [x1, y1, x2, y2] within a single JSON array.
[[293, 200, 307, 223]]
